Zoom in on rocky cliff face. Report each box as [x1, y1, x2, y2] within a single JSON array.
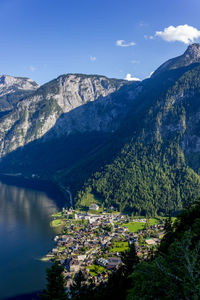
[[0, 74, 139, 157], [152, 64, 200, 166], [0, 75, 39, 112]]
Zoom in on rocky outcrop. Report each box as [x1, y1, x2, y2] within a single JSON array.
[[152, 43, 200, 77], [0, 74, 139, 157], [0, 75, 39, 112]]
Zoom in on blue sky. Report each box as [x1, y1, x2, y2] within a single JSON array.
[[1, 0, 200, 84]]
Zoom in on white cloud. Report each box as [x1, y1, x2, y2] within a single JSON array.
[[144, 35, 154, 40], [125, 73, 141, 81], [90, 56, 96, 61], [116, 40, 136, 47], [131, 60, 140, 64], [30, 65, 36, 72], [155, 24, 200, 44]]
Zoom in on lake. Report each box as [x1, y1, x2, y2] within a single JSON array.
[[0, 178, 66, 300]]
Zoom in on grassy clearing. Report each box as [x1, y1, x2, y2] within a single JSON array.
[[149, 218, 161, 226], [110, 241, 129, 253], [58, 246, 66, 252], [122, 218, 161, 233], [52, 212, 63, 218], [123, 222, 145, 233], [89, 264, 106, 277], [88, 208, 103, 214], [51, 219, 65, 227], [40, 256, 53, 262], [79, 192, 103, 210]]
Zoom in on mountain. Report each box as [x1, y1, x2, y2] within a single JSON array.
[[72, 45, 200, 215], [0, 74, 137, 156], [1, 45, 200, 215], [0, 75, 39, 112], [152, 43, 200, 77], [0, 74, 140, 179]]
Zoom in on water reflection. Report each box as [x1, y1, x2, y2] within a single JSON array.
[[0, 181, 64, 300]]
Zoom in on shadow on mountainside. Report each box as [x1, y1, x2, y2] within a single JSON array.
[[0, 82, 139, 191], [0, 63, 199, 195]]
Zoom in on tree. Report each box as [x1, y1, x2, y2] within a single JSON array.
[[164, 211, 172, 234], [70, 270, 89, 300], [128, 200, 200, 300], [94, 243, 139, 300], [128, 231, 200, 300], [39, 262, 68, 300], [121, 242, 139, 276], [144, 217, 150, 233]]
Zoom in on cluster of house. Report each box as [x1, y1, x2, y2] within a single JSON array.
[[47, 208, 165, 286], [96, 257, 122, 269], [134, 223, 165, 258]]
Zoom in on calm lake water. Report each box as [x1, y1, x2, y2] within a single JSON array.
[[0, 179, 66, 300]]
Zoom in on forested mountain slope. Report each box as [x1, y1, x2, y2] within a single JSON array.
[[1, 45, 200, 216], [127, 200, 200, 299], [73, 45, 200, 215]]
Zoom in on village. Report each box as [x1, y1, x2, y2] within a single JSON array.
[[44, 203, 165, 288]]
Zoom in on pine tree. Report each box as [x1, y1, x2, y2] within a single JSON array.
[[164, 211, 172, 234], [121, 242, 139, 276], [70, 270, 88, 300], [39, 262, 68, 300]]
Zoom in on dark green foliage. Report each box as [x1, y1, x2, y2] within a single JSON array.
[[39, 262, 68, 300], [76, 140, 200, 215], [120, 243, 139, 276], [163, 212, 173, 234], [75, 65, 200, 215], [70, 271, 93, 300], [128, 200, 200, 300], [89, 243, 139, 300]]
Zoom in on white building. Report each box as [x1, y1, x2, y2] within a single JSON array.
[[89, 203, 99, 211]]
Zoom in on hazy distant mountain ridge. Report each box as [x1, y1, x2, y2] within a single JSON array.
[[0, 75, 39, 112], [0, 75, 39, 96]]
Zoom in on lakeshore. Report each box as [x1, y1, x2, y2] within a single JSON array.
[[44, 208, 166, 288], [0, 179, 66, 300]]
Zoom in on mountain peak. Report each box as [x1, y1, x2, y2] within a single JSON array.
[[152, 43, 200, 77], [184, 43, 200, 59], [0, 75, 39, 112], [0, 74, 39, 95]]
